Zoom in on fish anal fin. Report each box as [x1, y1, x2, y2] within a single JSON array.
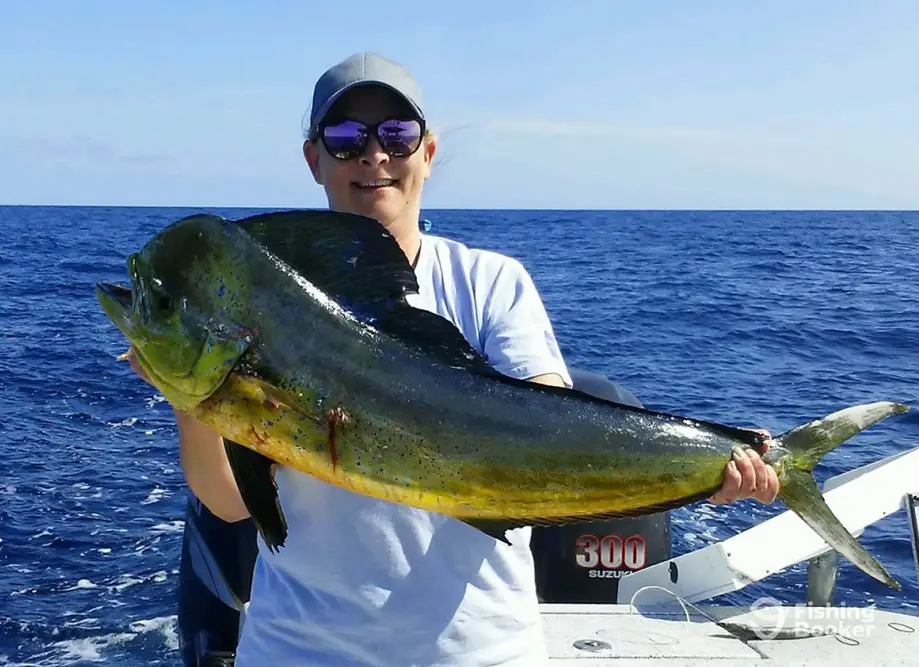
[[458, 492, 712, 545], [224, 439, 288, 552]]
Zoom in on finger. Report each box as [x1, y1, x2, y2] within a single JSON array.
[[732, 447, 757, 497], [711, 460, 741, 503], [128, 353, 142, 375], [755, 467, 780, 504], [116, 347, 133, 361], [126, 350, 152, 384], [709, 490, 729, 504], [746, 449, 771, 498]]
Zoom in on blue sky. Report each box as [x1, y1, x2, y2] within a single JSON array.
[[1, 1, 916, 209]]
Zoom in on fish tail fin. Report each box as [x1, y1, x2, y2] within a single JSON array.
[[772, 401, 908, 591]]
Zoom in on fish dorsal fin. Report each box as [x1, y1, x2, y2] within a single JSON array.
[[378, 302, 506, 377], [236, 209, 419, 304], [236, 209, 510, 378]]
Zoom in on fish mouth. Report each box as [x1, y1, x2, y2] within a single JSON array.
[[96, 282, 133, 310], [95, 280, 219, 407], [95, 282, 135, 333]]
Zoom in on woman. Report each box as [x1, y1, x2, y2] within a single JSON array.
[[131, 52, 779, 666]]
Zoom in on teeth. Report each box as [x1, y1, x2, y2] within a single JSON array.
[[358, 179, 393, 187]]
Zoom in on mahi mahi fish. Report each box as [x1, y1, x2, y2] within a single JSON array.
[[95, 209, 909, 590]]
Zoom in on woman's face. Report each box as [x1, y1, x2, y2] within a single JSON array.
[[304, 85, 435, 236]]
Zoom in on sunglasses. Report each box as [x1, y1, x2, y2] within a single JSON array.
[[315, 117, 425, 161]]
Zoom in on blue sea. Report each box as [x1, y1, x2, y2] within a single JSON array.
[[2, 206, 918, 665]]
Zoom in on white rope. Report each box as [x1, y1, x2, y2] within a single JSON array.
[[626, 584, 720, 625]]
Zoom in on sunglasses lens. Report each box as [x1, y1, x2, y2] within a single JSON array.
[[322, 120, 367, 159], [320, 118, 423, 159], [377, 119, 423, 157]]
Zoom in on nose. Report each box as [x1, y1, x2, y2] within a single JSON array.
[[358, 135, 390, 167]]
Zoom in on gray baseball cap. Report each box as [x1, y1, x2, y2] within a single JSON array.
[[308, 52, 425, 135]]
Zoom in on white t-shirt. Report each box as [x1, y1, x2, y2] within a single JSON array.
[[235, 233, 572, 667]]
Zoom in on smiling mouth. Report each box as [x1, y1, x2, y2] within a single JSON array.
[[353, 179, 396, 189]]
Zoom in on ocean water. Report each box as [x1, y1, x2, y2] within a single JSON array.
[[1, 205, 918, 665]]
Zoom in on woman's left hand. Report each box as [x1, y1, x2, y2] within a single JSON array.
[[709, 430, 780, 505]]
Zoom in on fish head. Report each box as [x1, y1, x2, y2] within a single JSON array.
[[96, 214, 256, 412]]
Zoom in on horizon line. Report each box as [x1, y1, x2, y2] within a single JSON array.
[[2, 203, 918, 213]]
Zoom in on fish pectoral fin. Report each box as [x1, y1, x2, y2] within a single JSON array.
[[778, 468, 900, 591], [236, 373, 301, 412], [224, 439, 288, 552]]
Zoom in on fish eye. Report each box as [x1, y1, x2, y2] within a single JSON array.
[[156, 293, 174, 315]]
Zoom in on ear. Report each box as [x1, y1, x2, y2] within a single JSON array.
[[421, 135, 437, 180], [303, 140, 323, 185]]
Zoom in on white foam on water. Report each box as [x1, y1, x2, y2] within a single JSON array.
[[140, 488, 167, 506], [1, 615, 178, 666], [61, 579, 98, 591], [144, 395, 165, 409], [672, 507, 724, 550], [108, 417, 137, 428], [10, 586, 39, 596], [110, 574, 145, 593], [149, 521, 183, 535], [61, 617, 101, 629], [128, 615, 178, 649]]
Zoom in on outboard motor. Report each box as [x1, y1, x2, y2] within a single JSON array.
[[531, 368, 672, 604], [176, 367, 673, 664]]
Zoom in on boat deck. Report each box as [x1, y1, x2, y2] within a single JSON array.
[[541, 603, 918, 666]]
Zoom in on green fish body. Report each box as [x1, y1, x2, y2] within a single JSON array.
[[96, 210, 909, 591]]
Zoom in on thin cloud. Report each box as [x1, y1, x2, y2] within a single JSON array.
[[0, 135, 174, 168], [478, 118, 724, 143]]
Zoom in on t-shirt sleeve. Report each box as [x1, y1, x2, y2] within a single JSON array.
[[478, 257, 573, 388]]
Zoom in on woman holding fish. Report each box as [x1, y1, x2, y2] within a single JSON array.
[[127, 52, 779, 666]]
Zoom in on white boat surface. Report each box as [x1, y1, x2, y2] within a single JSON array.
[[540, 602, 917, 665], [539, 444, 919, 665]]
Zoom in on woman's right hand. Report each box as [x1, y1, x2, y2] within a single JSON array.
[[120, 346, 154, 386], [122, 346, 194, 419]]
